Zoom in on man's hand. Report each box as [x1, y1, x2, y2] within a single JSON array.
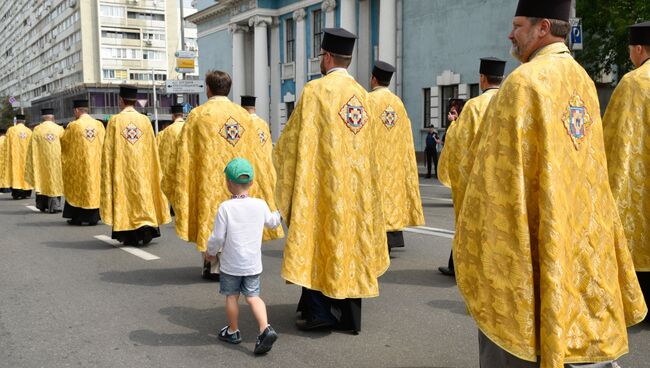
[[205, 253, 217, 262]]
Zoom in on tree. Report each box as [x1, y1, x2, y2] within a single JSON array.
[[576, 0, 650, 82], [0, 96, 15, 131]]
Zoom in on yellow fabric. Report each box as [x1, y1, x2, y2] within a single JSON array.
[[250, 114, 285, 241], [274, 69, 389, 299], [24, 121, 64, 197], [368, 87, 424, 231], [0, 135, 7, 188], [100, 107, 170, 231], [437, 88, 498, 220], [61, 114, 105, 209], [3, 123, 33, 190], [173, 97, 283, 252], [603, 60, 650, 272], [454, 43, 647, 367], [158, 118, 185, 205]]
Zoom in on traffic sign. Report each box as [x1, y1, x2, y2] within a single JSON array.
[[165, 80, 205, 94], [570, 17, 583, 51], [175, 50, 196, 59], [182, 102, 193, 114], [176, 58, 195, 69]]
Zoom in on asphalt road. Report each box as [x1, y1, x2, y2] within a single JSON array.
[[0, 178, 648, 368]]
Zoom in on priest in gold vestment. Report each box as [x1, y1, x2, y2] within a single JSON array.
[[172, 71, 282, 281], [4, 114, 33, 200], [61, 100, 105, 225], [367, 61, 424, 253], [274, 28, 387, 333], [436, 57, 505, 277], [24, 108, 64, 213], [240, 95, 284, 242], [158, 104, 185, 213], [100, 86, 170, 246], [0, 128, 9, 193], [603, 21, 650, 318], [454, 1, 647, 367]]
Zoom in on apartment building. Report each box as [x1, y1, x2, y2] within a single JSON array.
[[0, 0, 199, 123]]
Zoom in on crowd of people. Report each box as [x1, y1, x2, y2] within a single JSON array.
[[0, 0, 649, 366]]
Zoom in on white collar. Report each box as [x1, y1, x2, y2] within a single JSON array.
[[209, 96, 230, 102], [327, 67, 348, 75]]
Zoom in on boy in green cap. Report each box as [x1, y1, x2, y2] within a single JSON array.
[[205, 157, 282, 354]]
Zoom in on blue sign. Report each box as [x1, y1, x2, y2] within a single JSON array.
[[571, 25, 583, 50], [183, 102, 193, 114]]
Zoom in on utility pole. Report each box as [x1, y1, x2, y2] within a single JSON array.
[[152, 67, 159, 135], [178, 0, 187, 105]]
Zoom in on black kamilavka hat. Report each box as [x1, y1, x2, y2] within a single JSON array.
[[321, 28, 357, 56], [479, 57, 507, 76], [515, 0, 572, 22], [372, 61, 395, 84]]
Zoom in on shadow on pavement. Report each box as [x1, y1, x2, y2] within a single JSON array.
[[100, 267, 218, 286], [129, 304, 330, 349], [262, 249, 283, 259], [422, 202, 453, 208], [16, 220, 67, 227], [426, 299, 469, 316], [629, 320, 650, 333], [379, 269, 456, 288], [45, 240, 113, 251]]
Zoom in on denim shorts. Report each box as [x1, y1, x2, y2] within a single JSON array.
[[219, 273, 261, 297]]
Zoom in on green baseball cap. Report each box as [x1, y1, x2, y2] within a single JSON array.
[[224, 158, 254, 184]]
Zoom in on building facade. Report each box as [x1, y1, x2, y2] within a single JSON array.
[[0, 0, 199, 123], [189, 0, 529, 150]]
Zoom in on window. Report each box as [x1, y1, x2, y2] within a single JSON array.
[[312, 9, 323, 58], [103, 69, 127, 80], [469, 84, 480, 98], [423, 88, 431, 128], [102, 30, 140, 40], [127, 12, 165, 21], [100, 5, 124, 18], [440, 85, 458, 128], [285, 18, 295, 63], [286, 101, 295, 119]]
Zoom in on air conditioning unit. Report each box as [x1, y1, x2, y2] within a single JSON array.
[[144, 40, 152, 46], [68, 0, 77, 8]]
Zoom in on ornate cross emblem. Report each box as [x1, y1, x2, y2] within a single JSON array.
[[338, 95, 368, 135], [84, 127, 96, 142], [381, 105, 398, 130], [562, 92, 593, 150], [44, 133, 56, 142], [220, 117, 245, 147], [121, 123, 143, 145]]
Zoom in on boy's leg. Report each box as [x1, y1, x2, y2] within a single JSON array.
[[226, 295, 240, 331], [246, 296, 268, 333]]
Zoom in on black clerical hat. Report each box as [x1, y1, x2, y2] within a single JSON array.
[[372, 61, 395, 84], [119, 85, 138, 100], [321, 28, 356, 56], [41, 108, 54, 116], [515, 0, 571, 22], [240, 95, 257, 107], [15, 114, 25, 120], [171, 104, 184, 114], [479, 57, 506, 77], [630, 21, 650, 45], [73, 99, 89, 108]]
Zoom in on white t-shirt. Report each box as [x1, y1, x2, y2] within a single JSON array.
[[206, 197, 282, 276]]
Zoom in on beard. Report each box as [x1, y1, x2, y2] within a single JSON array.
[[510, 29, 536, 62], [320, 57, 327, 75]]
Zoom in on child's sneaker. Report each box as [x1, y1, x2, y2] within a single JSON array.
[[254, 325, 278, 354], [218, 326, 242, 344]]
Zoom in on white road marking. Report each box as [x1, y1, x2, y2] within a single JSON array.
[[421, 196, 453, 203], [404, 226, 455, 239], [419, 183, 448, 188], [26, 205, 40, 212], [93, 235, 160, 261]]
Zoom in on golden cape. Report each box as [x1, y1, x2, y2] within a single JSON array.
[[437, 88, 498, 219], [173, 97, 283, 252], [158, 118, 185, 205], [454, 43, 646, 367], [3, 123, 33, 190], [100, 107, 170, 231], [250, 114, 284, 241], [603, 59, 650, 271], [24, 121, 64, 197], [0, 135, 7, 188], [274, 69, 388, 299], [61, 115, 105, 209], [368, 87, 424, 231]]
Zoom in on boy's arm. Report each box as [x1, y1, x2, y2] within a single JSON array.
[[263, 203, 282, 229], [206, 206, 227, 256]]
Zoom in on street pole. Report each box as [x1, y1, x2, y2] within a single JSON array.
[[152, 67, 159, 135], [179, 0, 188, 105]]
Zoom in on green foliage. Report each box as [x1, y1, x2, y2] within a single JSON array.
[[0, 96, 15, 131], [576, 0, 650, 81]]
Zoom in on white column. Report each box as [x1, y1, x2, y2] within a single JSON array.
[[293, 9, 306, 97], [249, 16, 272, 122], [322, 0, 337, 28], [357, 0, 371, 89], [270, 21, 282, 141], [230, 24, 248, 101], [339, 0, 357, 78], [378, 0, 397, 91]]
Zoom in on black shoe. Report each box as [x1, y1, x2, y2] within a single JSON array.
[[87, 221, 98, 226], [67, 219, 82, 226], [438, 266, 455, 277], [218, 326, 242, 344], [142, 230, 153, 245], [201, 262, 220, 281], [254, 325, 278, 354], [296, 319, 335, 331]]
